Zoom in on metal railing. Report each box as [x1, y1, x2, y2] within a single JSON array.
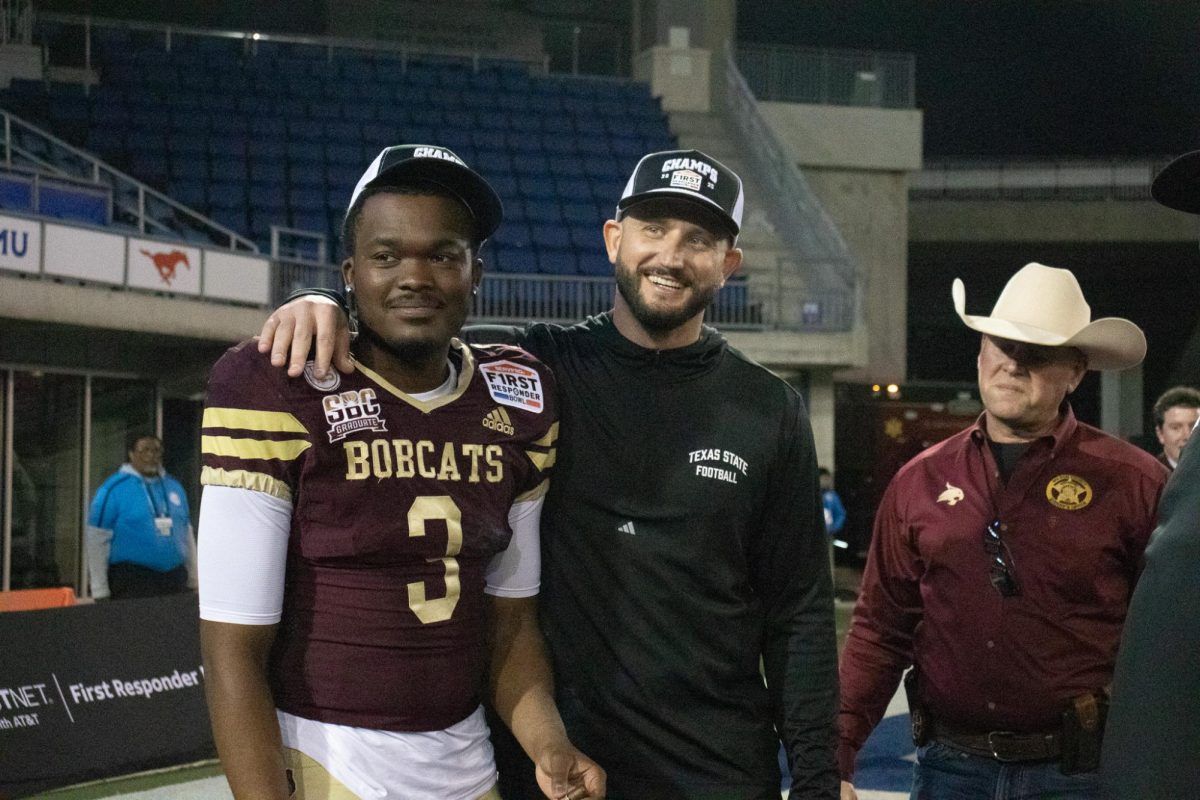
[[0, 164, 112, 223], [272, 262, 767, 330], [0, 108, 257, 250], [912, 159, 1169, 202], [36, 12, 548, 76], [735, 43, 915, 109], [719, 43, 861, 332]]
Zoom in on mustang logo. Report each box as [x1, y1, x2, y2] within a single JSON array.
[[140, 249, 191, 286], [937, 482, 965, 506]]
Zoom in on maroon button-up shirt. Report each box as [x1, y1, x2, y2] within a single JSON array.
[[838, 406, 1166, 778]]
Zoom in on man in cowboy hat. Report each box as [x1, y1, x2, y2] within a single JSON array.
[[1101, 154, 1200, 798], [837, 263, 1167, 800]]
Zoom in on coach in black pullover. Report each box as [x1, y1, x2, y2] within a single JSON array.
[[263, 149, 839, 799]]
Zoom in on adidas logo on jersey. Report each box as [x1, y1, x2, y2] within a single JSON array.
[[482, 407, 515, 436], [618, 521, 637, 535]]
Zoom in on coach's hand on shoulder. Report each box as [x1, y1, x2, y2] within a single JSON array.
[[535, 741, 606, 799], [841, 779, 859, 800], [257, 295, 353, 379]]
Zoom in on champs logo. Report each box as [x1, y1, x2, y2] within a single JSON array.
[[412, 146, 465, 165], [323, 388, 387, 443], [479, 360, 544, 414], [482, 407, 515, 436], [660, 156, 719, 185], [1046, 474, 1092, 510]]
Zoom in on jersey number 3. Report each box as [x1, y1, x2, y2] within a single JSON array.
[[406, 495, 462, 624]]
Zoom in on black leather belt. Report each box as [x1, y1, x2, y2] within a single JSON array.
[[931, 721, 1061, 762]]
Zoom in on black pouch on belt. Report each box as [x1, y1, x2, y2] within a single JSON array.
[[904, 668, 931, 747], [1059, 692, 1108, 775]]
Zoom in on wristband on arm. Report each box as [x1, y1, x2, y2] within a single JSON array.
[[282, 287, 347, 311]]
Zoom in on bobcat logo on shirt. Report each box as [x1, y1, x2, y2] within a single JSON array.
[[1046, 474, 1092, 510], [937, 482, 965, 506], [323, 388, 386, 442]]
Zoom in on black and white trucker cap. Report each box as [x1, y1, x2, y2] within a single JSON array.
[[615, 149, 744, 238]]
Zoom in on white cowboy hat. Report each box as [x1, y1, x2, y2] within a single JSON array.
[[952, 262, 1146, 371]]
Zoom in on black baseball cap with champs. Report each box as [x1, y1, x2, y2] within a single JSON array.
[[615, 149, 744, 239], [347, 144, 504, 241]]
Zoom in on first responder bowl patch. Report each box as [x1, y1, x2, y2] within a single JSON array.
[[479, 360, 544, 414]]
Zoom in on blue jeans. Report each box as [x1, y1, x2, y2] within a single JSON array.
[[910, 741, 1102, 800]]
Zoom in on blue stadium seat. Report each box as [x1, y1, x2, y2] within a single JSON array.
[[556, 178, 593, 201], [530, 224, 570, 249], [547, 155, 585, 177], [338, 58, 375, 83], [506, 131, 544, 155], [524, 199, 561, 223], [170, 157, 208, 181], [494, 221, 532, 249], [168, 179, 207, 208], [583, 156, 619, 179], [568, 224, 597, 249], [249, 181, 286, 209], [249, 116, 286, 138], [130, 152, 169, 184], [471, 130, 506, 151], [211, 115, 250, 136], [540, 133, 576, 155], [327, 165, 361, 193], [38, 179, 110, 226], [289, 164, 326, 188], [286, 141, 324, 165], [0, 172, 34, 212], [210, 155, 248, 181], [290, 209, 327, 232], [200, 94, 238, 115], [325, 143, 361, 166], [168, 132, 208, 157], [577, 252, 612, 276], [90, 102, 128, 127], [536, 248, 577, 275], [208, 136, 246, 159], [324, 121, 361, 143], [492, 243, 534, 273], [209, 181, 246, 209], [512, 154, 550, 175], [310, 100, 343, 120], [165, 93, 204, 112], [562, 202, 600, 225], [289, 186, 325, 211], [519, 176, 557, 200], [361, 123, 394, 147], [287, 119, 324, 142]]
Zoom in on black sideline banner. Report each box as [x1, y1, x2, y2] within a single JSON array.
[[0, 593, 215, 798]]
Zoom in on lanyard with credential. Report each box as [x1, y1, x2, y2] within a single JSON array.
[[142, 477, 169, 518]]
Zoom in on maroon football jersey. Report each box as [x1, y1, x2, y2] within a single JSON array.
[[201, 339, 558, 731]]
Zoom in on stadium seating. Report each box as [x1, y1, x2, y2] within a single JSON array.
[[0, 26, 676, 278]]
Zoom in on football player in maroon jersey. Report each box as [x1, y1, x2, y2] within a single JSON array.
[[197, 146, 604, 800]]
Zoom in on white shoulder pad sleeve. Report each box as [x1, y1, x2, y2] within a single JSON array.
[[484, 496, 542, 598], [198, 485, 291, 624]]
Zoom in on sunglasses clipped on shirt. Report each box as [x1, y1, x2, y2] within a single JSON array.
[[984, 519, 1020, 597]]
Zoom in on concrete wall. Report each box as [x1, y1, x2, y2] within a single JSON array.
[[758, 101, 923, 384], [910, 198, 1198, 243], [0, 275, 268, 343]]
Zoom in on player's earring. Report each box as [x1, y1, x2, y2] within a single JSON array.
[[472, 286, 479, 296], [345, 285, 360, 341]]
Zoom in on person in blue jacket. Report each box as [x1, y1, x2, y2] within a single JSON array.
[[86, 433, 196, 599], [819, 467, 847, 544]]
